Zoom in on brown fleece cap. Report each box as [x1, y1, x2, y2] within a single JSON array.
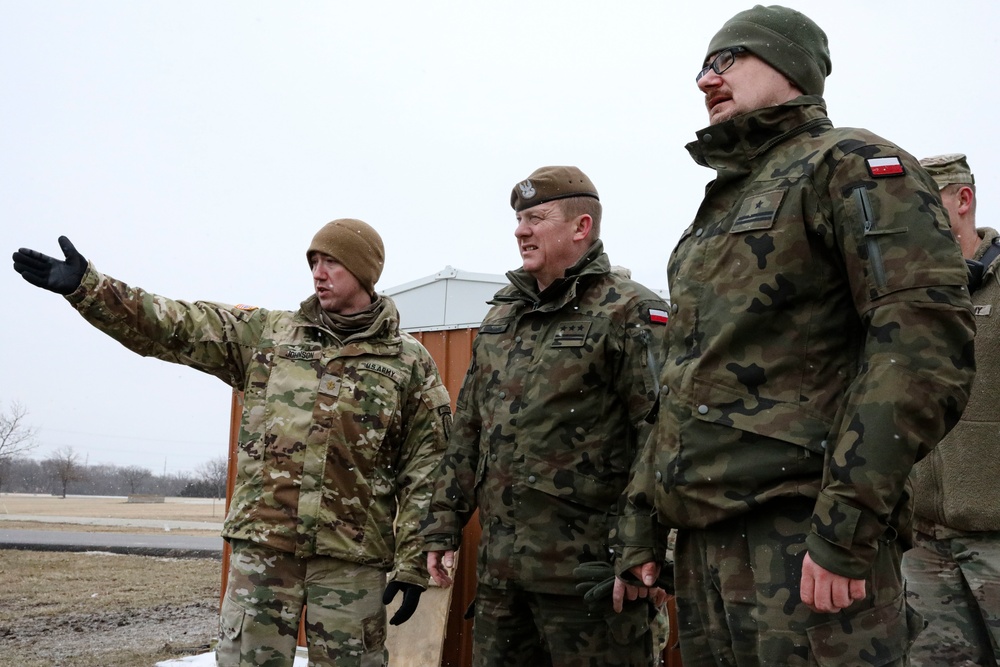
[[306, 218, 385, 295]]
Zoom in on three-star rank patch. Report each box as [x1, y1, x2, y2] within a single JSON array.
[[551, 321, 591, 348], [866, 156, 905, 178]]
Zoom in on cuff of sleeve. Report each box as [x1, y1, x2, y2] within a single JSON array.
[[808, 491, 881, 578], [616, 513, 656, 550], [389, 569, 428, 589], [420, 533, 460, 553], [616, 546, 658, 577], [66, 263, 98, 305]]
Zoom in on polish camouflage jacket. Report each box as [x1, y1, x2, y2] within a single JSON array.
[[910, 227, 1000, 535], [619, 98, 976, 580], [67, 266, 451, 587], [420, 242, 669, 595]]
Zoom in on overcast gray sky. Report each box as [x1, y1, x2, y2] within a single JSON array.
[[3, 1, 998, 477]]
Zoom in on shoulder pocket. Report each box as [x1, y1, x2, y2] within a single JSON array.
[[421, 383, 453, 443]]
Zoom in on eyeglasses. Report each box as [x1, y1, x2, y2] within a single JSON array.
[[696, 47, 747, 83]]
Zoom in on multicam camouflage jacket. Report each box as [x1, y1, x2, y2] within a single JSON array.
[[619, 98, 976, 579], [910, 227, 1000, 535], [420, 242, 668, 595], [67, 266, 451, 587]]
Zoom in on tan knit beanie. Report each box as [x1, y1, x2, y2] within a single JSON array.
[[307, 218, 385, 295]]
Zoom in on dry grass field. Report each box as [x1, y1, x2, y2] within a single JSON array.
[[0, 493, 226, 523], [0, 493, 225, 536], [0, 494, 223, 666]]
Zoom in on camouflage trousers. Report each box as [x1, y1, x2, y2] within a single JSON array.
[[673, 497, 922, 667], [902, 528, 1000, 667], [216, 540, 387, 667], [471, 584, 655, 667]]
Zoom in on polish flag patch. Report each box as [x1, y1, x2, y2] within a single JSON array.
[[649, 308, 669, 324], [866, 157, 905, 178]]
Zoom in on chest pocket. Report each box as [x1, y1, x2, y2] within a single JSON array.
[[716, 181, 813, 284], [242, 343, 325, 460]]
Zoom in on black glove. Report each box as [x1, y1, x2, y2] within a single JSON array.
[[574, 561, 618, 604], [12, 236, 87, 295], [382, 581, 424, 626], [574, 561, 675, 604]]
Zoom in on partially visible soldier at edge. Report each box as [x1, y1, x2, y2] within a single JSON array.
[[614, 5, 976, 666], [12, 219, 452, 667], [903, 153, 1000, 667], [419, 165, 670, 667]]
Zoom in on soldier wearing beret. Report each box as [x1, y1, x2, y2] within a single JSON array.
[[615, 6, 976, 666], [903, 153, 1000, 667], [420, 166, 669, 667], [12, 220, 452, 667]]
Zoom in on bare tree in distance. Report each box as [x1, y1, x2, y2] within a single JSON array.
[[197, 455, 229, 500], [46, 446, 87, 498], [0, 401, 38, 494], [119, 465, 152, 494]]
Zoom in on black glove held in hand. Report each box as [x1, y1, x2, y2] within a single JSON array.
[[573, 561, 617, 604], [382, 581, 424, 626], [12, 236, 87, 295], [574, 560, 675, 603]]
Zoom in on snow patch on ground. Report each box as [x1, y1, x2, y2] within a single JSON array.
[[157, 647, 309, 666]]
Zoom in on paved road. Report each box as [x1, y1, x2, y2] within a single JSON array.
[[0, 518, 224, 559]]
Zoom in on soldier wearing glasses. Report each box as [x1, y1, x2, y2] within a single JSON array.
[[615, 5, 976, 666]]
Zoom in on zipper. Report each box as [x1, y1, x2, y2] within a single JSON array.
[[852, 186, 887, 290]]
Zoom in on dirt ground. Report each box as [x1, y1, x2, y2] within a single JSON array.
[[0, 494, 222, 666], [0, 493, 461, 667]]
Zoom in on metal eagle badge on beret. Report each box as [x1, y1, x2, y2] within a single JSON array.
[[518, 180, 536, 200]]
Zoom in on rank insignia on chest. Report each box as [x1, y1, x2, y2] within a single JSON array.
[[318, 373, 341, 396], [732, 189, 785, 232], [866, 157, 905, 178], [551, 321, 592, 348]]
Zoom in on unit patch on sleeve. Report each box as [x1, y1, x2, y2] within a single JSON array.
[[866, 157, 905, 178], [649, 308, 669, 324]]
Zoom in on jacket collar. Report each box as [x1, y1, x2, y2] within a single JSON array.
[[297, 293, 402, 347], [495, 240, 610, 311], [686, 95, 832, 175]]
